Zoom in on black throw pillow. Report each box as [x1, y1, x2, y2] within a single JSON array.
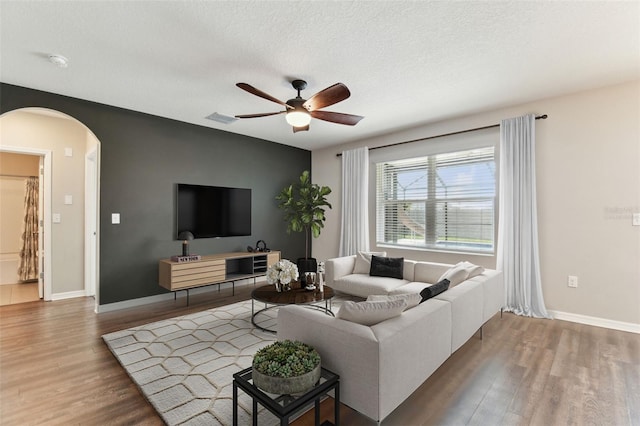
[[420, 279, 450, 303], [369, 255, 404, 279]]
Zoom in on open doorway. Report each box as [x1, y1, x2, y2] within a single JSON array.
[[0, 108, 100, 309], [0, 152, 44, 305]]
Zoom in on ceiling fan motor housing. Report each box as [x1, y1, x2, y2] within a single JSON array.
[[286, 97, 307, 109], [291, 79, 307, 92]]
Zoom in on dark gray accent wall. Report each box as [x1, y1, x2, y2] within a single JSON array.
[[1, 83, 309, 305]]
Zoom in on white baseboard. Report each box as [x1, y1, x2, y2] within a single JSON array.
[[97, 292, 174, 312], [51, 290, 87, 301], [96, 278, 263, 313], [548, 310, 640, 334]]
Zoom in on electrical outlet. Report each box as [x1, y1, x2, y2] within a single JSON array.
[[568, 275, 578, 288]]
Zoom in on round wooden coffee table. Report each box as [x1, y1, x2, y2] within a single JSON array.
[[251, 284, 335, 333]]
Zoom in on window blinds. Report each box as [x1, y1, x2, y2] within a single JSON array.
[[376, 146, 496, 253]]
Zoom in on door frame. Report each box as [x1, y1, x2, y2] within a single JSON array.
[[85, 148, 100, 307], [0, 145, 52, 301]]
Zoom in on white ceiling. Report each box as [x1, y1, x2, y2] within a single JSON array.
[[1, 1, 638, 151]]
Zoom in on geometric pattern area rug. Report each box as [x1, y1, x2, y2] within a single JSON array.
[[102, 297, 351, 425]]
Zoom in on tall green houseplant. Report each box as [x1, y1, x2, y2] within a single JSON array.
[[276, 170, 331, 273]]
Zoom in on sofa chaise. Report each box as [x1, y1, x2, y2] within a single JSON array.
[[277, 253, 504, 423]]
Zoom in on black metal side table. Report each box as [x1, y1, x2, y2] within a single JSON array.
[[232, 366, 340, 426]]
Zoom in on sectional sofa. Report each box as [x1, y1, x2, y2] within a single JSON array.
[[277, 253, 504, 423]]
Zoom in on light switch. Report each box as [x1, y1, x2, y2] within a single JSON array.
[[64, 147, 73, 157], [64, 195, 73, 205], [53, 213, 61, 223], [111, 213, 120, 224], [633, 213, 640, 226]]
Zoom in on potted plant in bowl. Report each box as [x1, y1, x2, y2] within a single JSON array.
[[276, 170, 332, 275], [252, 340, 321, 395]]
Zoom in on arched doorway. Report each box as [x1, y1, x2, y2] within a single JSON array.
[[0, 108, 100, 309]]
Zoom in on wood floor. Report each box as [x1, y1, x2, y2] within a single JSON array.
[[0, 282, 39, 306], [0, 285, 638, 426]]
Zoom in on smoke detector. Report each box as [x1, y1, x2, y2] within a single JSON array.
[[48, 54, 68, 68]]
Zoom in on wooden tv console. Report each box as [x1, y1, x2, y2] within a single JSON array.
[[159, 251, 280, 304]]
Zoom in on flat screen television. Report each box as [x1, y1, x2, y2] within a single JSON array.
[[176, 183, 251, 239]]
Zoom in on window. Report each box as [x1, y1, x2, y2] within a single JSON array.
[[376, 146, 495, 253]]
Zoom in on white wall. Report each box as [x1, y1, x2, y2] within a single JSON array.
[[312, 80, 640, 326], [0, 110, 90, 295]]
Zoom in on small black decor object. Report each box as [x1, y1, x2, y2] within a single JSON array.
[[297, 258, 318, 276], [420, 279, 450, 303], [248, 240, 270, 253], [178, 231, 194, 256]]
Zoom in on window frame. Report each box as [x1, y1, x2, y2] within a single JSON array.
[[371, 128, 499, 255]]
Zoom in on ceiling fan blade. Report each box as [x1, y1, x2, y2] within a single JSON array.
[[292, 124, 310, 133], [310, 110, 364, 126], [303, 83, 351, 111], [235, 111, 286, 119], [236, 83, 292, 109]]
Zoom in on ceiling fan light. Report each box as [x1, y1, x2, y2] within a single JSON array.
[[286, 110, 311, 127]]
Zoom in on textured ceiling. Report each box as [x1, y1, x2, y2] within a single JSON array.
[[1, 1, 638, 150]]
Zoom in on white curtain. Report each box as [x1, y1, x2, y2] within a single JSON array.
[[498, 114, 551, 318], [339, 147, 370, 256]]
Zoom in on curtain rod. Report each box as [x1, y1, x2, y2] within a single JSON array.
[[0, 174, 36, 178], [336, 114, 548, 157]]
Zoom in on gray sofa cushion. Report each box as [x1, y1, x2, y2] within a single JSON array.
[[420, 279, 450, 302], [370, 255, 404, 279]]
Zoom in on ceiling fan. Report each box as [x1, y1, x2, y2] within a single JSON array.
[[235, 79, 364, 133]]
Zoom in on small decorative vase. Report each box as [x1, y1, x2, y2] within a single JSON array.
[[274, 281, 292, 292]]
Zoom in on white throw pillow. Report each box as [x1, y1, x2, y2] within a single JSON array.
[[336, 299, 407, 326], [352, 251, 387, 275], [460, 261, 485, 278], [367, 293, 421, 310], [437, 263, 469, 287]]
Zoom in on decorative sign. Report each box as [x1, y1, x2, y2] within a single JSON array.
[[171, 255, 202, 263]]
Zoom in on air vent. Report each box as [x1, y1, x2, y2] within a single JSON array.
[[205, 112, 238, 124]]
